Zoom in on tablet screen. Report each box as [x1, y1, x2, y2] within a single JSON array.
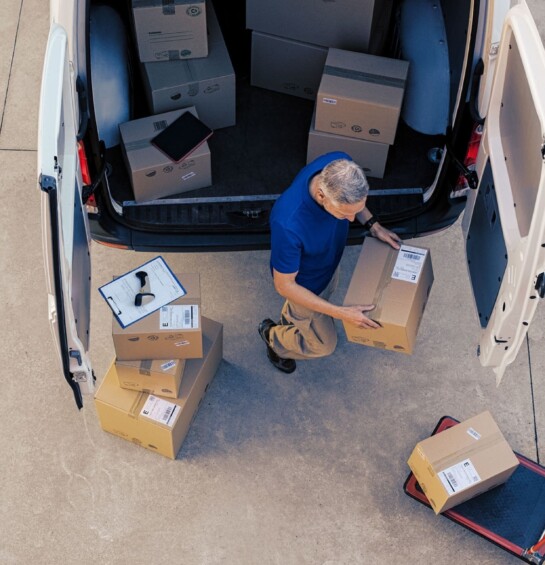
[[150, 111, 213, 163]]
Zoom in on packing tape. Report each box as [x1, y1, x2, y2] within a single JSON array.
[[139, 359, 153, 376], [323, 65, 406, 89], [431, 431, 506, 472], [369, 249, 399, 322]]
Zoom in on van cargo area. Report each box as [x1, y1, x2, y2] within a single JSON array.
[[87, 0, 473, 241]]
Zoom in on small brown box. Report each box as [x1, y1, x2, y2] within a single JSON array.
[[316, 48, 409, 145], [407, 411, 519, 514], [112, 273, 203, 361]]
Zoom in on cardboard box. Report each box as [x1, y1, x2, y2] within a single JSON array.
[[250, 31, 328, 101], [131, 0, 207, 63], [115, 358, 186, 398], [307, 110, 389, 179], [119, 107, 212, 203], [246, 0, 393, 54], [141, 2, 236, 129], [113, 273, 203, 361], [315, 49, 409, 145], [95, 316, 223, 460], [343, 238, 434, 354], [407, 411, 519, 514]]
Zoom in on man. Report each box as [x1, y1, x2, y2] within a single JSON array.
[[258, 151, 401, 373]]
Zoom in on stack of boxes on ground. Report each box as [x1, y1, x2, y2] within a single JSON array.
[[247, 0, 408, 179], [94, 259, 223, 459], [120, 0, 236, 203]]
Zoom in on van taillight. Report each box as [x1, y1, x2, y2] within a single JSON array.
[[77, 140, 92, 186], [452, 123, 483, 197]]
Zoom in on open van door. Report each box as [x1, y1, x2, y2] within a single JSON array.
[[38, 24, 93, 408], [462, 1, 545, 383]]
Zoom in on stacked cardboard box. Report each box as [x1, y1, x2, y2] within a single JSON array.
[[131, 0, 208, 63], [247, 0, 394, 102], [309, 48, 410, 179], [95, 272, 224, 459], [140, 1, 236, 129], [122, 0, 236, 203], [119, 106, 212, 203]]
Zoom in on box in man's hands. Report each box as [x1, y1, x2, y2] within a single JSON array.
[[343, 237, 433, 354]]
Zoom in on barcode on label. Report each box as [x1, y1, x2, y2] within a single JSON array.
[[446, 472, 457, 488], [161, 360, 176, 371], [184, 310, 191, 325], [467, 427, 481, 440], [140, 395, 179, 427], [162, 404, 174, 424], [403, 252, 421, 261], [153, 120, 168, 131]]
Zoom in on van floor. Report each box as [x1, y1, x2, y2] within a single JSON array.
[[110, 76, 445, 225]]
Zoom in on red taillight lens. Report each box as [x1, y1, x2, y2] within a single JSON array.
[[453, 123, 483, 195], [77, 140, 92, 186]]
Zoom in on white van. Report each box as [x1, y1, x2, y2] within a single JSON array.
[[38, 0, 545, 406]]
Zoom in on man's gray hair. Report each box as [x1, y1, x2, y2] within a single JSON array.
[[317, 158, 369, 205]]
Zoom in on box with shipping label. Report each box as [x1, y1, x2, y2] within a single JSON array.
[[113, 272, 202, 361], [131, 0, 207, 63], [342, 238, 434, 354], [315, 48, 409, 145], [250, 31, 328, 101], [307, 110, 389, 179], [95, 316, 223, 460], [119, 107, 212, 203], [142, 2, 236, 129], [115, 358, 186, 398], [407, 411, 519, 514], [246, 0, 393, 55]]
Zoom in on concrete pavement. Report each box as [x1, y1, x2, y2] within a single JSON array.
[[1, 2, 545, 563]]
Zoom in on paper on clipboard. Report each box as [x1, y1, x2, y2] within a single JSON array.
[[98, 256, 186, 328]]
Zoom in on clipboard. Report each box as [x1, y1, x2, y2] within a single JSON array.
[[98, 256, 186, 329]]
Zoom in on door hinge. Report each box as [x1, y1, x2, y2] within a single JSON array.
[[39, 174, 57, 193], [535, 272, 545, 298], [69, 350, 82, 366]]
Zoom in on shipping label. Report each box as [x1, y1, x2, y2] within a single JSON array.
[[140, 395, 179, 428], [439, 459, 481, 495], [391, 245, 427, 284], [160, 305, 199, 329]]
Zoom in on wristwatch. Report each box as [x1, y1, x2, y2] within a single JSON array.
[[363, 215, 379, 231]]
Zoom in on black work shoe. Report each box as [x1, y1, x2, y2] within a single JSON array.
[[258, 319, 296, 374]]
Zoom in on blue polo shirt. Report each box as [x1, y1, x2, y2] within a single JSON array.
[[270, 151, 352, 295]]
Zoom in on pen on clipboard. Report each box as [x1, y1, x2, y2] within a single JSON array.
[[107, 296, 122, 316]]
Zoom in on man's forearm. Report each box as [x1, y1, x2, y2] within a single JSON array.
[[275, 279, 343, 319]]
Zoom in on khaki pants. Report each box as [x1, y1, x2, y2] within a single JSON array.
[[268, 269, 340, 360]]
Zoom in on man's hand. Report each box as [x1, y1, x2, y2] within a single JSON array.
[[370, 222, 402, 250], [340, 305, 381, 329]]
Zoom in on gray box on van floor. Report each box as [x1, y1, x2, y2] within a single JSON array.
[[141, 1, 235, 129], [131, 0, 208, 63], [316, 48, 409, 145], [250, 31, 328, 101], [246, 0, 393, 54], [119, 107, 212, 203], [307, 111, 389, 179]]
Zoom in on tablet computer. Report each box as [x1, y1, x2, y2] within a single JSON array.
[[150, 111, 213, 163]]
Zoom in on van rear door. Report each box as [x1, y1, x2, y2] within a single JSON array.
[[38, 24, 93, 408], [462, 1, 545, 382]]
